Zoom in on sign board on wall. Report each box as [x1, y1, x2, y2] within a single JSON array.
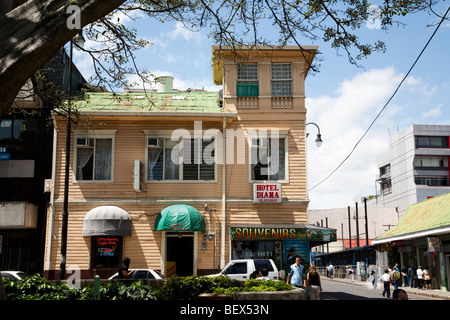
[[230, 226, 337, 242], [95, 237, 120, 257], [253, 183, 282, 203], [427, 237, 440, 253]]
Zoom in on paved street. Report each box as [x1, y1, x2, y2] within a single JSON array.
[[320, 278, 446, 300]]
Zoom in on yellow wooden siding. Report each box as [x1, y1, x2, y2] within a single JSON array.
[[45, 201, 307, 273], [53, 116, 307, 202]]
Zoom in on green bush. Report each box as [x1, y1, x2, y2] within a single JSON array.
[[3, 275, 158, 301], [159, 275, 238, 300], [213, 279, 293, 295], [3, 275, 293, 300], [159, 276, 294, 299], [96, 281, 158, 300], [3, 275, 80, 300]]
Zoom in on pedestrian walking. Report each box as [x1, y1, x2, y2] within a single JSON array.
[[306, 264, 322, 300], [390, 267, 401, 290], [118, 257, 134, 278], [423, 267, 432, 290], [286, 256, 305, 288], [408, 265, 416, 288], [380, 269, 391, 298], [370, 269, 377, 289], [401, 265, 409, 287], [326, 263, 333, 278], [416, 266, 424, 289], [348, 266, 355, 281]]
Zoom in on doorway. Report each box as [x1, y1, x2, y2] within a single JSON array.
[[166, 233, 194, 276]]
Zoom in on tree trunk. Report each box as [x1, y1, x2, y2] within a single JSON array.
[[0, 0, 126, 118]]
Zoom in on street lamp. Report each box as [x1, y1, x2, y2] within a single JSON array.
[[59, 32, 85, 281], [306, 122, 323, 147]]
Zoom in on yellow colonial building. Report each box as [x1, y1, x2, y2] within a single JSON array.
[[43, 45, 336, 279]]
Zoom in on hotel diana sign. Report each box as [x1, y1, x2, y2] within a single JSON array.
[[253, 183, 282, 203]]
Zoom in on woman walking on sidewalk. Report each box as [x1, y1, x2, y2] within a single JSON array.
[[423, 267, 432, 290], [306, 265, 322, 300], [380, 269, 391, 298]]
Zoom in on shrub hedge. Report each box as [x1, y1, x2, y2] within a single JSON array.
[[3, 275, 293, 300]]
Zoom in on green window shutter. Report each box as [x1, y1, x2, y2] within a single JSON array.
[[237, 82, 259, 97]]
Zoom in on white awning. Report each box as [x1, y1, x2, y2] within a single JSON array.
[[82, 206, 132, 236]]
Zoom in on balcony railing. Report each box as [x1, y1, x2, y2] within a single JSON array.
[[237, 97, 259, 109], [272, 96, 293, 109], [235, 96, 295, 110]]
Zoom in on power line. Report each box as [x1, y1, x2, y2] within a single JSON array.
[[309, 6, 450, 192]]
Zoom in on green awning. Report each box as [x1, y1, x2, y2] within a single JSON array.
[[154, 204, 206, 232], [373, 192, 450, 244]]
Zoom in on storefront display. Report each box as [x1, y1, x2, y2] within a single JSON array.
[[230, 225, 336, 272]]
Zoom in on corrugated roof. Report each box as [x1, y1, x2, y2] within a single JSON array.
[[373, 192, 450, 243], [76, 91, 225, 114]]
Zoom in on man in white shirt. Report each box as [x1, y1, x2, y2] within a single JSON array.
[[380, 269, 391, 298], [416, 266, 423, 289]]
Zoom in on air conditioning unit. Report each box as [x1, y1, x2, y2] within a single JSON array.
[[133, 160, 144, 193], [76, 137, 89, 146], [147, 138, 164, 147]]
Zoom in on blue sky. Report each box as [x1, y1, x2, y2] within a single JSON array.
[[74, 2, 450, 209]]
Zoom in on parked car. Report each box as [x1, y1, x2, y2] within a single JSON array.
[[206, 259, 280, 281], [108, 269, 166, 280], [1, 271, 28, 280]]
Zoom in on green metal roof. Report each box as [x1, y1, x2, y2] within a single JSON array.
[[373, 192, 450, 243], [75, 91, 226, 114]]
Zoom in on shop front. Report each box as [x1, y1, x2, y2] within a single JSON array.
[[230, 224, 337, 275], [373, 193, 450, 291], [154, 204, 206, 277]]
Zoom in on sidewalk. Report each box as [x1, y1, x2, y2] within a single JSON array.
[[324, 276, 450, 300]]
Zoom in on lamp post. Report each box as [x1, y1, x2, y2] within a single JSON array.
[[59, 32, 85, 280], [306, 122, 323, 147]]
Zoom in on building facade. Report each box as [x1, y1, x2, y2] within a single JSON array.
[[368, 124, 450, 216], [0, 50, 85, 275], [43, 46, 336, 280]]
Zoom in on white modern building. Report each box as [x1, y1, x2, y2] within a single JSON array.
[[368, 124, 450, 216]]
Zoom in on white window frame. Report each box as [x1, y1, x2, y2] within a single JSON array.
[[271, 63, 292, 97], [73, 130, 116, 183], [237, 63, 258, 81], [144, 131, 217, 183], [247, 130, 289, 183]]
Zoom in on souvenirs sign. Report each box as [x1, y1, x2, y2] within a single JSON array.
[[253, 183, 282, 203]]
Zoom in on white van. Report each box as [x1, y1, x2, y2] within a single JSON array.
[[206, 259, 280, 281]]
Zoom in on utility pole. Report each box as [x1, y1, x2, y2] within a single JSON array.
[[355, 202, 360, 247], [347, 206, 352, 249], [59, 39, 73, 281], [364, 198, 369, 246]]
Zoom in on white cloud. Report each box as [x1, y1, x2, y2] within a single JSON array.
[[306, 67, 414, 209], [168, 21, 204, 42], [421, 104, 443, 118]]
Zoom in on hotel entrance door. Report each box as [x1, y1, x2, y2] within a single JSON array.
[[166, 233, 194, 276]]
